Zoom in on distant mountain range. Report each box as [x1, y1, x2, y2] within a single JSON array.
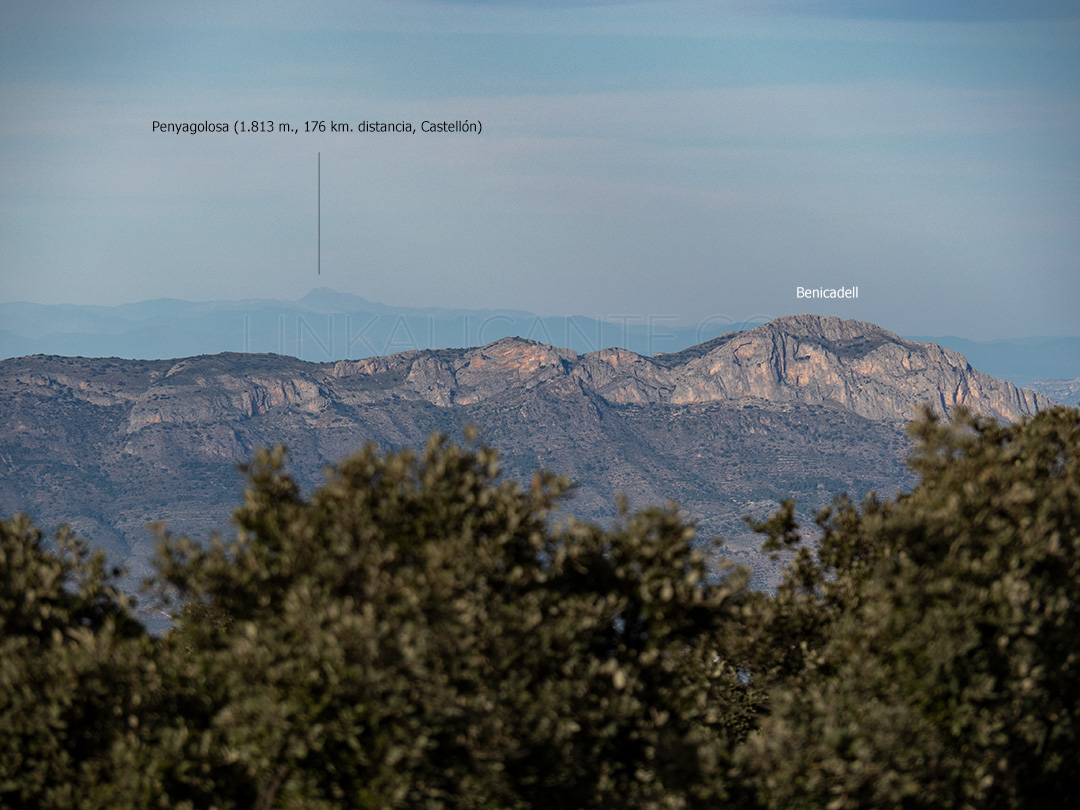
[[1025, 377, 1080, 406], [3, 288, 1078, 388], [0, 314, 1057, 619], [0, 288, 758, 368]]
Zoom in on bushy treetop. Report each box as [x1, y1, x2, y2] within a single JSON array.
[[743, 407, 1080, 809]]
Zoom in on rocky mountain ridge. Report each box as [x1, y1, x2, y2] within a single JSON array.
[[5, 290, 1077, 387], [22, 314, 1044, 431], [0, 315, 1055, 599]]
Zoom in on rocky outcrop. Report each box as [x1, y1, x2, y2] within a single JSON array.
[[634, 315, 1049, 422], [4, 317, 1049, 440], [324, 315, 1050, 424], [0, 314, 1057, 600]]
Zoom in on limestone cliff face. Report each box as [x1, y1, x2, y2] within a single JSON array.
[[1027, 377, 1080, 407], [631, 315, 1048, 422], [325, 315, 1050, 424], [9, 316, 1043, 439], [0, 314, 1057, 597], [330, 339, 578, 407]]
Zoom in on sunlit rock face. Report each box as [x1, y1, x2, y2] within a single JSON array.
[[0, 315, 1054, 597], [329, 315, 1048, 423], [614, 315, 1049, 423]]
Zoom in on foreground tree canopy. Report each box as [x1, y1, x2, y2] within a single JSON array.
[[1, 408, 1079, 808]]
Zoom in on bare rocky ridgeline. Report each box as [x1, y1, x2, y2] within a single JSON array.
[[329, 314, 1047, 422], [0, 315, 1055, 597]]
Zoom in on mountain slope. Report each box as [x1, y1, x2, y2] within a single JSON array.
[[1027, 377, 1080, 407], [326, 314, 1047, 422], [5, 289, 1077, 388], [0, 315, 1053, 596]]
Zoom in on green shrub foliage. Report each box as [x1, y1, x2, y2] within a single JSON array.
[[140, 434, 756, 809], [741, 407, 1080, 809], [0, 518, 150, 809], [2, 408, 1079, 808]]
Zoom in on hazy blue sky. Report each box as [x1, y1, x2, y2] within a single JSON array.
[[1, 0, 1078, 339]]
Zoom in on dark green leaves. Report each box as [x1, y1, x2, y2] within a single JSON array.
[[741, 408, 1080, 809], [5, 407, 1079, 808]]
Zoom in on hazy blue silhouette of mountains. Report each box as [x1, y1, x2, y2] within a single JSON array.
[[0, 288, 760, 364], [3, 288, 1077, 387]]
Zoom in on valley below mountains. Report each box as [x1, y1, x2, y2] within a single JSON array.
[[0, 314, 1054, 601]]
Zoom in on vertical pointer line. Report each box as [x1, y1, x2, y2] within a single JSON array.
[[318, 152, 321, 275]]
